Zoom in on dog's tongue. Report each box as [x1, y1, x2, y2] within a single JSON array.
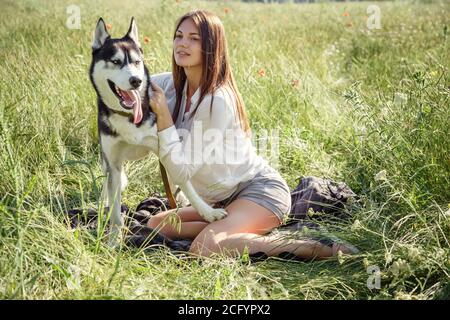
[[132, 92, 142, 124], [119, 89, 142, 124]]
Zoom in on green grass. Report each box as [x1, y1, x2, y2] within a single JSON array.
[[0, 0, 449, 299]]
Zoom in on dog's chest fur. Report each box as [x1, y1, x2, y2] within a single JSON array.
[[107, 114, 156, 146]]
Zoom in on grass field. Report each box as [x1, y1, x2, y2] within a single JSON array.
[[0, 0, 449, 299]]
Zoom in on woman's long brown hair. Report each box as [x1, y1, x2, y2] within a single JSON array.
[[171, 9, 251, 136]]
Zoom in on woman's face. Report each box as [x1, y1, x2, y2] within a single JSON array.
[[173, 18, 202, 68]]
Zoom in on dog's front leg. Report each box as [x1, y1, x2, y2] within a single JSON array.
[[106, 164, 123, 248], [100, 157, 110, 206], [180, 181, 228, 223], [101, 146, 124, 248], [166, 173, 190, 207]]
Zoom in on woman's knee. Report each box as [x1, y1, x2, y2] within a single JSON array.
[[189, 228, 226, 257], [147, 210, 176, 229], [147, 214, 164, 229]]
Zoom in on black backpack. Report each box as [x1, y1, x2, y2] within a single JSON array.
[[288, 176, 357, 221]]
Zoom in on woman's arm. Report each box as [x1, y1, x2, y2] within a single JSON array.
[[150, 84, 234, 186], [149, 81, 174, 132], [149, 72, 176, 119]]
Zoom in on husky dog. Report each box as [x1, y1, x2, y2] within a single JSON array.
[[89, 17, 227, 247]]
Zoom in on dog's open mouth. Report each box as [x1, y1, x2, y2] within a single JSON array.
[[108, 79, 143, 124]]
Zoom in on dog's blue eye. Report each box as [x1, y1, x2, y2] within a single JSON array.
[[111, 59, 121, 65]]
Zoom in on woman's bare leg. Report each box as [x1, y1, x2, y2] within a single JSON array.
[[189, 198, 357, 259], [217, 233, 353, 259], [147, 206, 209, 240]]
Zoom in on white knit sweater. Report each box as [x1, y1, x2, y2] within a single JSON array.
[[151, 72, 269, 205]]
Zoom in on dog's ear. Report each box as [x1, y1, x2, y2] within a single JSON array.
[[92, 18, 110, 50], [125, 17, 141, 47]]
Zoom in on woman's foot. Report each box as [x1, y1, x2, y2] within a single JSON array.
[[332, 242, 360, 256], [307, 234, 360, 258]]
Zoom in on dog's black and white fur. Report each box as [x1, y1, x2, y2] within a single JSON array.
[[89, 18, 227, 247]]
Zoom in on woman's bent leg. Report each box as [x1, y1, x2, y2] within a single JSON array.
[[189, 198, 356, 259], [147, 206, 209, 240], [217, 233, 334, 259]]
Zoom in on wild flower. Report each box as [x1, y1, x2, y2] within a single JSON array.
[[375, 170, 387, 181], [258, 68, 266, 77]]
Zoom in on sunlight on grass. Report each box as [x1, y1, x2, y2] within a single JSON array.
[[0, 0, 449, 299]]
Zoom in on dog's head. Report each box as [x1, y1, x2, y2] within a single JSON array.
[[90, 17, 147, 124]]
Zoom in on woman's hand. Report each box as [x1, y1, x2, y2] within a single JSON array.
[[149, 82, 169, 116], [149, 81, 174, 132]]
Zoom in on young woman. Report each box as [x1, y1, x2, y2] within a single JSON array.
[[147, 9, 357, 259]]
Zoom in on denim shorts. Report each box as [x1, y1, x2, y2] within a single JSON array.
[[213, 166, 292, 224]]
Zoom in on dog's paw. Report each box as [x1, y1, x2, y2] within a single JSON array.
[[107, 237, 120, 249], [202, 208, 228, 223], [107, 229, 123, 249]]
